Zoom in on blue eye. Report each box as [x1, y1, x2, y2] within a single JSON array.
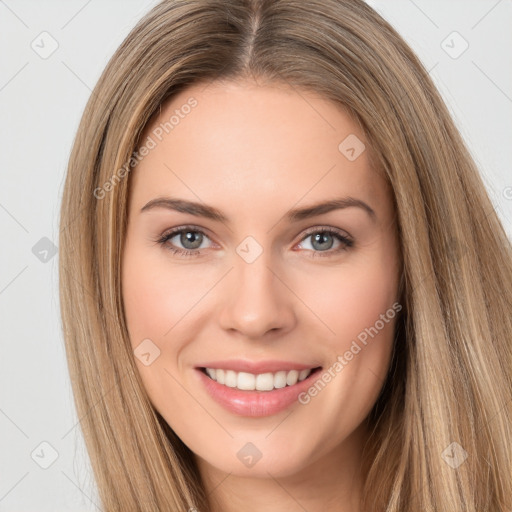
[[155, 225, 353, 258], [298, 227, 353, 257], [155, 226, 211, 257]]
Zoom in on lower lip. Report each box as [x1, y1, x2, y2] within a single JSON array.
[[195, 367, 322, 417]]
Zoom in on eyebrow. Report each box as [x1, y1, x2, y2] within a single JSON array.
[[140, 196, 376, 223]]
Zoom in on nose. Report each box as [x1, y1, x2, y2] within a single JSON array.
[[217, 250, 296, 340]]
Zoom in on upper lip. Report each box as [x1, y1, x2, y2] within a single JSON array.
[[196, 359, 322, 374]]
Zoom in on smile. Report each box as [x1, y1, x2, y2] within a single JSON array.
[[202, 367, 314, 391], [195, 364, 323, 417]]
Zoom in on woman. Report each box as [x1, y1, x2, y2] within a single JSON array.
[[59, 0, 512, 510]]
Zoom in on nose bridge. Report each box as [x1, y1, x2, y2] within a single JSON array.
[[236, 246, 276, 299], [218, 239, 294, 338]]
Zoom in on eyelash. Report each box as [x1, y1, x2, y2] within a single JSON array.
[[155, 225, 354, 258]]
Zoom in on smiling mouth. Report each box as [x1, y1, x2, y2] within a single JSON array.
[[199, 366, 323, 392]]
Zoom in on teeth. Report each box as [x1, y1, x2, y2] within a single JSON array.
[[298, 369, 310, 381], [204, 367, 315, 391]]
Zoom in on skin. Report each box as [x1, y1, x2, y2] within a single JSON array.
[[121, 78, 401, 512]]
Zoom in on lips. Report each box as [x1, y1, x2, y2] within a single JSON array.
[[194, 359, 323, 417]]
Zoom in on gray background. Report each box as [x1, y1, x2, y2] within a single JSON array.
[[1, 0, 511, 510]]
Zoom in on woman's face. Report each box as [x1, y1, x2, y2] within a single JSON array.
[[122, 79, 401, 481]]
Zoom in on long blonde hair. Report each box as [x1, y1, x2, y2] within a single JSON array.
[[59, 0, 512, 509]]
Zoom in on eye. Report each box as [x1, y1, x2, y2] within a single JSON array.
[[155, 226, 213, 257], [155, 225, 353, 258], [296, 227, 353, 257]]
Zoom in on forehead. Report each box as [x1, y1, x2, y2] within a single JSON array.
[[129, 80, 388, 220]]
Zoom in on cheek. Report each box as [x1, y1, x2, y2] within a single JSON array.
[[122, 264, 169, 348], [294, 246, 400, 405], [293, 246, 400, 427], [121, 245, 208, 348], [299, 252, 399, 349], [121, 243, 204, 407], [121, 243, 223, 404]]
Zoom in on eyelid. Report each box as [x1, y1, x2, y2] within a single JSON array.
[[159, 224, 213, 238], [297, 225, 352, 242]]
